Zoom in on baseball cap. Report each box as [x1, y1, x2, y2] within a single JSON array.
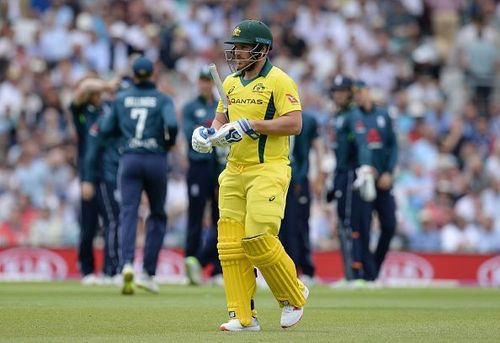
[[199, 67, 212, 80], [132, 56, 154, 78], [330, 75, 354, 92], [354, 80, 367, 90]]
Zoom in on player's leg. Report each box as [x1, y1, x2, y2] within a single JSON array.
[[296, 181, 315, 281], [242, 164, 307, 329], [278, 182, 300, 266], [334, 170, 354, 281], [185, 159, 210, 284], [217, 165, 259, 331], [373, 188, 396, 278], [100, 181, 121, 277], [78, 183, 100, 283], [141, 154, 167, 289], [118, 154, 143, 294], [351, 189, 376, 282]]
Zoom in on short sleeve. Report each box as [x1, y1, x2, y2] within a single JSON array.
[[273, 74, 301, 116]]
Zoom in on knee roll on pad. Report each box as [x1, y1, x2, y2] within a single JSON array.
[[241, 234, 306, 308], [217, 218, 256, 326]]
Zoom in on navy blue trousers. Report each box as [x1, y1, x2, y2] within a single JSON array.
[[185, 159, 221, 276], [371, 187, 396, 279], [119, 153, 167, 276], [279, 181, 315, 277], [78, 181, 120, 276], [334, 169, 376, 281]]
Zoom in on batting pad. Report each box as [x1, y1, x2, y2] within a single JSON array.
[[242, 234, 306, 308], [217, 218, 257, 326]]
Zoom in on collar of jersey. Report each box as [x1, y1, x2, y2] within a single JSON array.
[[134, 80, 156, 89], [234, 59, 273, 86]]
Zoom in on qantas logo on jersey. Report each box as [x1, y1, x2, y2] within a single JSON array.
[[229, 98, 264, 105], [286, 93, 298, 104]]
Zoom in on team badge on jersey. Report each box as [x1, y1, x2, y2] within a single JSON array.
[[252, 83, 266, 93], [286, 93, 298, 104], [377, 115, 386, 128], [194, 108, 206, 118], [354, 120, 366, 133]]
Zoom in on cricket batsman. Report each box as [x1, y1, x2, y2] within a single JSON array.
[[191, 19, 308, 331]]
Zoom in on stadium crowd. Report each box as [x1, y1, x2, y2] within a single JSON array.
[[0, 0, 499, 253]]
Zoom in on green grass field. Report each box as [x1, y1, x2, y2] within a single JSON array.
[[0, 282, 499, 342]]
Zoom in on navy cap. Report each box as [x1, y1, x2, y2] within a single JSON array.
[[132, 56, 154, 78], [199, 67, 212, 80], [330, 75, 354, 92], [354, 80, 367, 90]]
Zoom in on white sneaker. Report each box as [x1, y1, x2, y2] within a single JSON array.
[[280, 286, 310, 329], [121, 264, 134, 295], [300, 274, 319, 287], [219, 317, 261, 332], [209, 274, 224, 287], [136, 272, 159, 294], [81, 273, 99, 286], [185, 256, 202, 285]]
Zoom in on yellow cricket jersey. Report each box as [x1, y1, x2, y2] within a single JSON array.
[[216, 60, 302, 165]]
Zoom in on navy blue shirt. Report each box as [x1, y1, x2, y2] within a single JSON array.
[[100, 81, 177, 154]]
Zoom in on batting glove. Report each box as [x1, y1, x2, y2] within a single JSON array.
[[210, 119, 259, 147], [353, 165, 377, 202], [192, 127, 215, 153]]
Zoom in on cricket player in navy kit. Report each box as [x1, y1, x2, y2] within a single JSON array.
[[70, 77, 119, 285], [328, 75, 376, 284], [98, 56, 178, 294], [183, 68, 223, 285], [354, 81, 397, 280], [279, 112, 321, 285]]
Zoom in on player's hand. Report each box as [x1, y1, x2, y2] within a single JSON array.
[[377, 172, 393, 190], [192, 127, 215, 153], [354, 165, 376, 202], [81, 182, 95, 200], [210, 119, 259, 147]]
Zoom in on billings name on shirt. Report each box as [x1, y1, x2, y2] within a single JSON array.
[[124, 97, 157, 108]]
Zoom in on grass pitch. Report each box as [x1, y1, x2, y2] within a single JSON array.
[[0, 282, 499, 342]]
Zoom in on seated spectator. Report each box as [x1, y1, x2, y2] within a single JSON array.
[[410, 210, 441, 251]]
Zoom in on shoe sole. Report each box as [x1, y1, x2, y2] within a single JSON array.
[[219, 325, 261, 332], [121, 270, 134, 295], [136, 283, 159, 294], [281, 286, 310, 329]]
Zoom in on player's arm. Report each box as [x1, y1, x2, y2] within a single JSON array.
[[378, 111, 398, 190], [250, 110, 302, 136], [98, 99, 120, 137], [211, 111, 228, 130], [161, 96, 178, 149], [73, 78, 115, 106], [81, 121, 104, 200]]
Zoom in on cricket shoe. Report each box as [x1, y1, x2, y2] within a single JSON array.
[[136, 272, 159, 294], [280, 286, 310, 329], [219, 317, 261, 332], [121, 264, 134, 295], [81, 273, 99, 286], [185, 256, 202, 285]]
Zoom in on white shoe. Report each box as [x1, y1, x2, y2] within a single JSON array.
[[209, 274, 224, 287], [121, 264, 134, 295], [219, 317, 261, 332], [81, 273, 99, 286], [185, 256, 202, 285], [280, 286, 310, 329], [300, 274, 319, 287], [136, 272, 159, 294]]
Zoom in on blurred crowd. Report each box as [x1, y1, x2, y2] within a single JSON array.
[[0, 0, 499, 253]]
